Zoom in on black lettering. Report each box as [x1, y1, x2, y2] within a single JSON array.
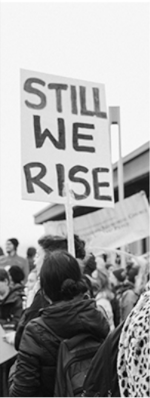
[[92, 167, 112, 201], [69, 165, 90, 200], [24, 78, 46, 109], [93, 87, 107, 118], [48, 83, 68, 112], [34, 116, 66, 149], [56, 164, 65, 197], [70, 85, 78, 114], [23, 162, 52, 194], [73, 123, 95, 152], [80, 86, 95, 116]]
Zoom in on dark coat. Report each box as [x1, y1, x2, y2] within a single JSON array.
[[83, 321, 124, 397], [9, 297, 110, 397], [0, 285, 23, 329], [15, 288, 48, 350]]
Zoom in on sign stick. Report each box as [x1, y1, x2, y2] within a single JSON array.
[[65, 182, 75, 257]]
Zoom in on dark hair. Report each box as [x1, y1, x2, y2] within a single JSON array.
[[9, 266, 24, 284], [83, 253, 96, 276], [38, 234, 86, 260], [0, 268, 9, 282], [8, 238, 19, 250], [27, 247, 36, 258], [0, 247, 4, 256], [40, 250, 82, 302], [74, 234, 85, 259]]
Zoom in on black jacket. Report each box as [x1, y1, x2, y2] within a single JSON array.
[[0, 284, 23, 329], [15, 288, 48, 350], [9, 297, 110, 397], [83, 321, 124, 397]]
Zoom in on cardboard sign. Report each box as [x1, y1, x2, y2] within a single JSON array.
[[43, 192, 150, 253], [21, 69, 114, 207]]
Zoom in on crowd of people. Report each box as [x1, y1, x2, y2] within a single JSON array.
[[0, 235, 149, 397]]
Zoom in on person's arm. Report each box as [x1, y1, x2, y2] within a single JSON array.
[[15, 289, 46, 350], [11, 297, 23, 329], [9, 321, 41, 397]]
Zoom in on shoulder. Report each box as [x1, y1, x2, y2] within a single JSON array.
[[16, 255, 28, 265], [0, 256, 9, 265], [20, 317, 43, 354]]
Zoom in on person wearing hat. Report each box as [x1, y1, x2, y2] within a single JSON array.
[[0, 238, 29, 283]]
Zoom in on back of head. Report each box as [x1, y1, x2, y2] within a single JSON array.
[[38, 234, 86, 260], [27, 247, 36, 258], [9, 266, 24, 284], [83, 253, 96, 276], [40, 250, 83, 302], [113, 268, 126, 283], [38, 235, 68, 252]]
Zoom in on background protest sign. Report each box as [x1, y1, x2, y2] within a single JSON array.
[[43, 192, 150, 253], [21, 69, 114, 208]]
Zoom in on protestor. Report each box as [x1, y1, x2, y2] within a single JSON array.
[[83, 322, 124, 397], [9, 250, 110, 397], [0, 268, 23, 330], [0, 247, 4, 256], [115, 256, 148, 323], [14, 233, 86, 350], [8, 265, 25, 289], [83, 252, 97, 297], [94, 258, 115, 331], [83, 280, 150, 397], [24, 268, 37, 308], [117, 284, 150, 397], [26, 246, 36, 272], [0, 238, 29, 283]]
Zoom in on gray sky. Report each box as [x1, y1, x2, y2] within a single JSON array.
[[0, 1, 149, 255]]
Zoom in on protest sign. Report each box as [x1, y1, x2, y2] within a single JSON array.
[[21, 69, 114, 208], [43, 192, 150, 254]]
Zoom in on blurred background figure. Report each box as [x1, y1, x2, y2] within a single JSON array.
[[89, 256, 115, 331], [95, 262, 115, 331], [24, 269, 37, 308], [0, 268, 23, 330], [0, 238, 29, 283], [8, 266, 24, 292], [26, 246, 36, 273], [0, 247, 4, 256], [114, 256, 148, 323]]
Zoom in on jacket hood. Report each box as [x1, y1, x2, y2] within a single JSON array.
[[41, 296, 110, 341]]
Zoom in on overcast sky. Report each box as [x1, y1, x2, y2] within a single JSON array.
[[0, 1, 149, 255]]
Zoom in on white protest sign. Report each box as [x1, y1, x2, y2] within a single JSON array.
[[43, 192, 150, 252], [21, 69, 114, 208]]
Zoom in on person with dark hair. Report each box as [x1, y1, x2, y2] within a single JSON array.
[[0, 238, 29, 283], [14, 233, 86, 350], [26, 246, 36, 272], [0, 268, 23, 330], [38, 233, 86, 262], [9, 251, 110, 397], [8, 266, 24, 286], [0, 247, 4, 256]]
